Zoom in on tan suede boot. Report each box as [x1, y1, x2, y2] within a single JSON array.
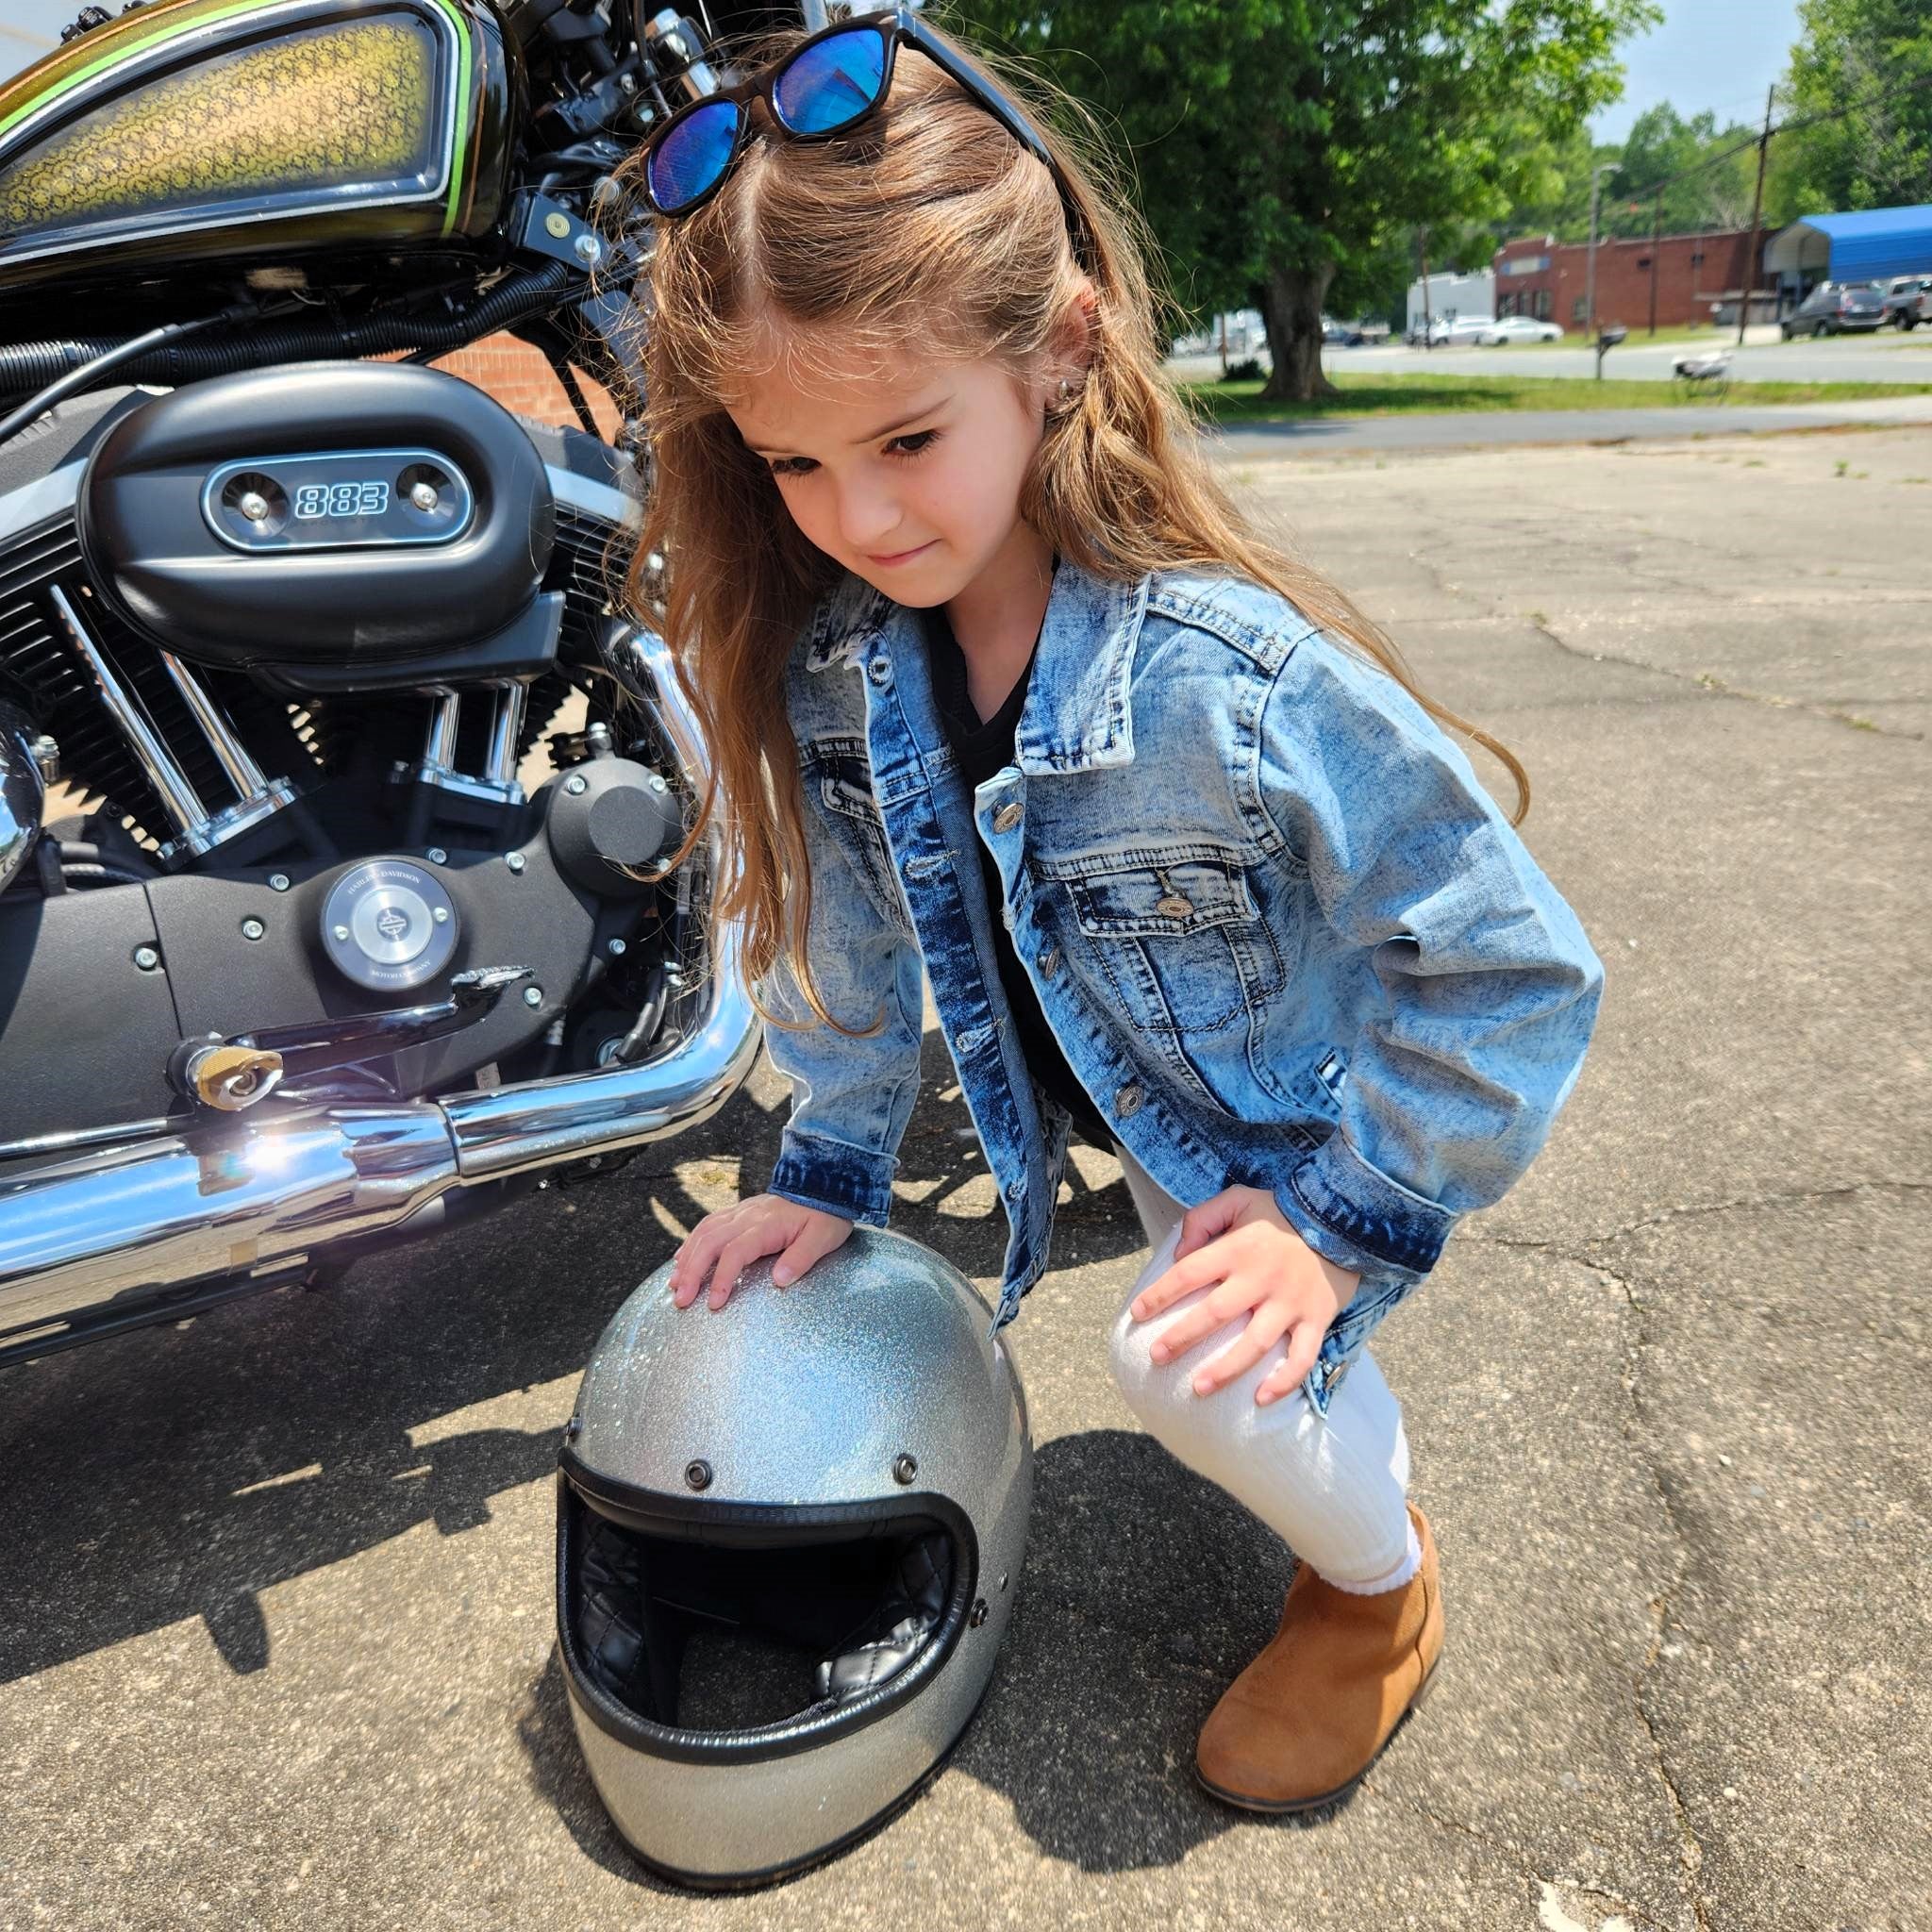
[[1195, 1501, 1443, 1813]]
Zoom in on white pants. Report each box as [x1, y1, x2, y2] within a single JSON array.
[[1106, 1145, 1416, 1590]]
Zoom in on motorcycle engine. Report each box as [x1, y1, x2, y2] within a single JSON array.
[[0, 362, 687, 1146]]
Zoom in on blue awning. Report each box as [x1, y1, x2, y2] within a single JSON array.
[[1764, 206, 1932, 283]]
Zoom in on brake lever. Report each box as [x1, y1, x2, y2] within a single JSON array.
[[168, 967, 533, 1112]]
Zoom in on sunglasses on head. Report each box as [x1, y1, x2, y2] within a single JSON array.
[[641, 4, 1088, 260]]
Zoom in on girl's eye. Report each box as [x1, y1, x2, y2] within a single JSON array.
[[765, 429, 941, 480]]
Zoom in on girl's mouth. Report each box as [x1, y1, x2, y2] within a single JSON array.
[[866, 541, 937, 567]]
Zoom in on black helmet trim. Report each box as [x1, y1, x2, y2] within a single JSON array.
[[557, 1452, 982, 1766]]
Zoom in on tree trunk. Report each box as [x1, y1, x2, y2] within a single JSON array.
[[1257, 261, 1339, 402]]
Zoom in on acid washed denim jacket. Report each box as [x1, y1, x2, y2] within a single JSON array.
[[758, 554, 1605, 1417]]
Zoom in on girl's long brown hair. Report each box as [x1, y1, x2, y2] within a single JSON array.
[[607, 8, 1529, 1029]]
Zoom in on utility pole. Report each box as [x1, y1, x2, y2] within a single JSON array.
[[1420, 225, 1433, 349], [1585, 161, 1618, 350], [1648, 193, 1663, 336], [1739, 83, 1775, 347]]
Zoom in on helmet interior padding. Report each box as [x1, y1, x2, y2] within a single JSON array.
[[567, 1485, 960, 1738]]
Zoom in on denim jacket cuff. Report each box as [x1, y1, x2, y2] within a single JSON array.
[[1275, 1132, 1456, 1286], [769, 1129, 896, 1228]]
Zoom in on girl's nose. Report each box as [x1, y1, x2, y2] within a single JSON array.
[[833, 476, 904, 555]]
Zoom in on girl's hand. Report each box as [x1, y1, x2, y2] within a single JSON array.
[[1127, 1186, 1359, 1405], [668, 1194, 856, 1312]]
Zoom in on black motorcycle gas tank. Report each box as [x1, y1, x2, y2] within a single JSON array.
[[0, 0, 517, 295], [78, 361, 556, 675]]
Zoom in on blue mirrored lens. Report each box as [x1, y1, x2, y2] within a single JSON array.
[[649, 99, 741, 211], [773, 27, 888, 135]]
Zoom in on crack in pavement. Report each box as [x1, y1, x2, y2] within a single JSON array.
[[1395, 1792, 1680, 1932], [1466, 1177, 1927, 1262], [1381, 525, 1923, 743], [1456, 1179, 1932, 1923], [1579, 1247, 1713, 1932], [1526, 616, 1924, 742]]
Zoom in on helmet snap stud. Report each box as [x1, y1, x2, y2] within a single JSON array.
[[685, 1458, 713, 1491], [891, 1454, 918, 1486], [968, 1599, 990, 1628]]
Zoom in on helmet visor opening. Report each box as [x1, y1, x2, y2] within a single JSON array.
[[560, 1473, 977, 1754]]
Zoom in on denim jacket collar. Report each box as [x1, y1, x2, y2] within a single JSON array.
[[803, 555, 1151, 774]]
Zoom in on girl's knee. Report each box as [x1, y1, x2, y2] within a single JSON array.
[[1108, 1285, 1236, 1443]]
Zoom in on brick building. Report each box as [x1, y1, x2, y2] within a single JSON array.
[[430, 334, 626, 438], [1491, 228, 1770, 333]]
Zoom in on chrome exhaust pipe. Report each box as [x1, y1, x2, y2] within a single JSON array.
[[0, 619, 763, 1359]]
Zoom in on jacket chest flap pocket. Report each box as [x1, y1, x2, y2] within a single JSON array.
[[1063, 850, 1283, 1034], [807, 738, 906, 926]]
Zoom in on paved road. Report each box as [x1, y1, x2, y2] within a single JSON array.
[[2, 428, 1926, 1930], [1208, 390, 1932, 456], [1172, 324, 1932, 387]]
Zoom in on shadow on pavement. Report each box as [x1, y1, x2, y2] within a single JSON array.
[[0, 1032, 1152, 1689]]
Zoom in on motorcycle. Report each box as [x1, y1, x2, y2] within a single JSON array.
[[0, 0, 806, 1364]]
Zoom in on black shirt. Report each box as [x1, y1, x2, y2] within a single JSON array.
[[922, 591, 1117, 1151]]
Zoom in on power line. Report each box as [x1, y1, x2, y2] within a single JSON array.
[[1613, 69, 1932, 206]]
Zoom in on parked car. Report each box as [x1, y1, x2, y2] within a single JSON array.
[[1477, 316, 1565, 344], [1416, 314, 1495, 346], [1781, 281, 1887, 337], [1322, 317, 1392, 346], [1878, 275, 1931, 330]]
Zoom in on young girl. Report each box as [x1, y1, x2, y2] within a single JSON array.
[[629, 7, 1603, 1813]]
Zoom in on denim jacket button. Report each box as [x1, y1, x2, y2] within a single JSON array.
[[1037, 944, 1060, 978], [1115, 1082, 1143, 1118], [1004, 1177, 1024, 1202], [866, 656, 892, 686], [991, 801, 1024, 834], [1155, 893, 1194, 919]]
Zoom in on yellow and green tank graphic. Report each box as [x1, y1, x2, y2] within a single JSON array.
[[0, 0, 508, 283]]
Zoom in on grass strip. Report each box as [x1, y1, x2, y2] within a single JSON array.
[[1183, 373, 1932, 424]]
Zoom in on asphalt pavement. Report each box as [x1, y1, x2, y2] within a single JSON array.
[[1, 425, 1926, 1930]]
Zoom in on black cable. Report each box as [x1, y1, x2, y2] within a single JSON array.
[[0, 306, 248, 449], [0, 260, 578, 424]]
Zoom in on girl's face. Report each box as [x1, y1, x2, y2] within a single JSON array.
[[724, 332, 1056, 608]]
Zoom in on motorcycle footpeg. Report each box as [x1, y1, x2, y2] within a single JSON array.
[[167, 967, 533, 1112]]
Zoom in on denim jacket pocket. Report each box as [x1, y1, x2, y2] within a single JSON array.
[[1063, 849, 1283, 1034], [806, 737, 909, 932]]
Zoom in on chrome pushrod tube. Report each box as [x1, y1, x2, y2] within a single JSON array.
[[0, 699, 44, 897], [50, 584, 208, 836], [441, 622, 757, 1179]]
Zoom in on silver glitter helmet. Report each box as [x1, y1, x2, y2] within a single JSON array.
[[556, 1226, 1032, 1890]]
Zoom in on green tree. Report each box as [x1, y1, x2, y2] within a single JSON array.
[[1769, 0, 1932, 219], [1599, 105, 1760, 237], [945, 0, 1657, 399]]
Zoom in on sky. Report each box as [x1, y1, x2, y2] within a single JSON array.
[[2, 0, 1809, 141], [1591, 0, 1806, 143]]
